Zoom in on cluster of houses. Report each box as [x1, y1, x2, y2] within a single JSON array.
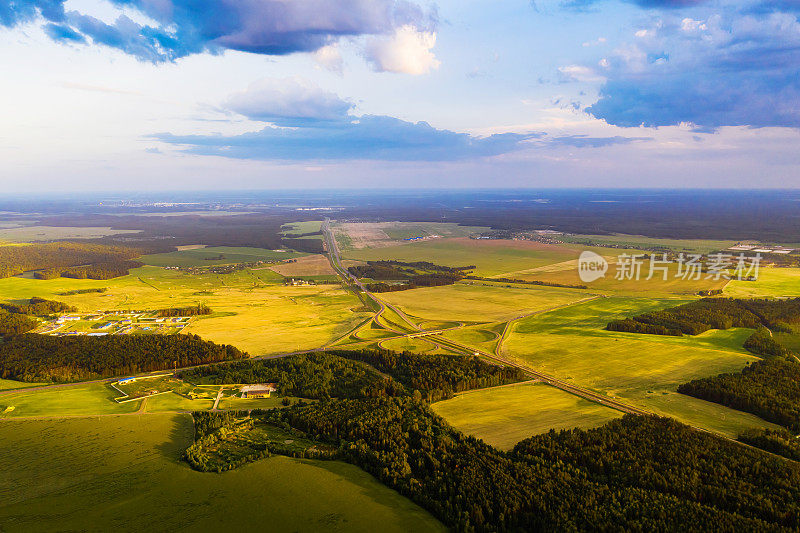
[[728, 244, 795, 255], [40, 311, 191, 337], [240, 384, 278, 398]]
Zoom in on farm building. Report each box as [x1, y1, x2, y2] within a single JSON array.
[[118, 377, 136, 385], [240, 384, 278, 398]]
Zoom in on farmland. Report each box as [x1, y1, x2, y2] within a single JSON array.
[[378, 282, 590, 322], [1, 216, 796, 531]]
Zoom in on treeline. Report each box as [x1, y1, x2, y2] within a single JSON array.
[[742, 327, 791, 358], [465, 275, 588, 289], [256, 399, 800, 531], [739, 428, 800, 462], [0, 241, 157, 278], [329, 349, 525, 402], [678, 358, 800, 431], [0, 297, 75, 316], [56, 288, 107, 295], [35, 260, 144, 280], [0, 333, 246, 382], [607, 297, 800, 337], [156, 303, 211, 317], [0, 311, 38, 339], [178, 352, 402, 399]]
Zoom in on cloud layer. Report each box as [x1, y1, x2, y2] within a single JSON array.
[[2, 0, 435, 64], [154, 115, 541, 161], [224, 77, 354, 126]]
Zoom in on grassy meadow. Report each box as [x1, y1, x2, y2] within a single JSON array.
[[0, 415, 444, 532], [431, 382, 623, 450]]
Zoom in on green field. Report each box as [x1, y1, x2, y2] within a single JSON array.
[[642, 391, 785, 438], [377, 336, 440, 353], [500, 296, 780, 435], [378, 283, 590, 322], [0, 379, 47, 392], [141, 246, 307, 267], [431, 382, 623, 450], [282, 220, 324, 234], [0, 415, 444, 532], [142, 392, 215, 412], [0, 383, 142, 418]]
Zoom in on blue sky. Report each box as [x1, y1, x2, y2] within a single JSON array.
[[0, 0, 798, 190]]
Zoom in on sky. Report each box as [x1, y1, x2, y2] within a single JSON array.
[[0, 0, 798, 191]]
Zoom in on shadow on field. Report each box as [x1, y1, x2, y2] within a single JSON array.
[[306, 458, 413, 510], [154, 413, 195, 462]]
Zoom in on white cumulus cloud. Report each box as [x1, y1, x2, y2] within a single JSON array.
[[364, 24, 440, 75]]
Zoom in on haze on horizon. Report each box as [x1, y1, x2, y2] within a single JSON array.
[[1, 0, 799, 191]]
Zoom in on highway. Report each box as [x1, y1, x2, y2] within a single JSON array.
[[320, 220, 651, 416]]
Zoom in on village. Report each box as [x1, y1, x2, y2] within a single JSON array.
[[35, 310, 193, 337]]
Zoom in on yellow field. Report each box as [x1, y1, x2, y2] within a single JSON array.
[[378, 282, 590, 322], [0, 265, 369, 355], [268, 254, 337, 276], [725, 267, 800, 297]]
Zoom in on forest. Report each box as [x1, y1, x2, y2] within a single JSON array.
[[197, 398, 800, 531], [0, 241, 158, 278], [35, 260, 144, 280], [180, 349, 524, 402], [0, 333, 245, 382], [0, 311, 38, 339], [329, 349, 525, 401], [0, 297, 75, 316], [678, 358, 800, 431], [178, 352, 402, 399]]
